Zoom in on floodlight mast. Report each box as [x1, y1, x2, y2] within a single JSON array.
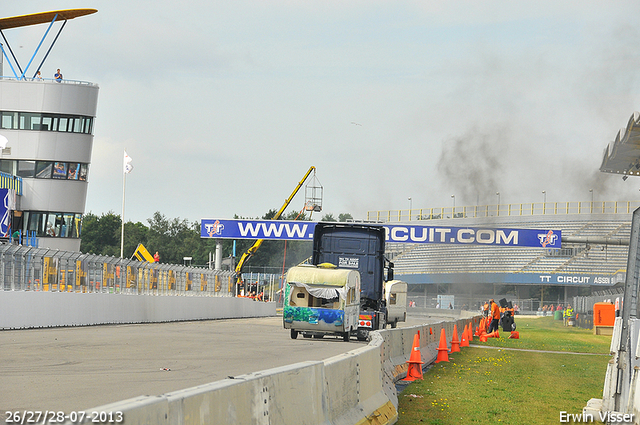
[[234, 166, 318, 289]]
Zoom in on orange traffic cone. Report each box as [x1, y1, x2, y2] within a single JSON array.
[[479, 334, 488, 342], [474, 325, 480, 337], [480, 318, 486, 332], [403, 333, 424, 381], [460, 324, 470, 347], [450, 324, 460, 353], [435, 328, 449, 363], [509, 331, 520, 339], [486, 330, 500, 339]]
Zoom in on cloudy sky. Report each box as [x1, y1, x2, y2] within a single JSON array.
[[3, 1, 640, 224]]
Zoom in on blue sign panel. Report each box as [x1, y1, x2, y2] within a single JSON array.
[[398, 271, 623, 287], [201, 219, 562, 248], [0, 188, 10, 236]]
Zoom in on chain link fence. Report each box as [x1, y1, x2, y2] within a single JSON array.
[[0, 243, 237, 296]]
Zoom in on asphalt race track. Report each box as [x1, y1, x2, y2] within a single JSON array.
[[0, 313, 444, 418]]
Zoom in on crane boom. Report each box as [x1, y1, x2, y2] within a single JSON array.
[[235, 166, 317, 288]]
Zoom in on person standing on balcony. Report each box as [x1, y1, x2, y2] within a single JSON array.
[[54, 69, 63, 82]]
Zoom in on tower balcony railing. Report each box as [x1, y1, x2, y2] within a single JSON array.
[[368, 201, 640, 223], [0, 75, 97, 86]]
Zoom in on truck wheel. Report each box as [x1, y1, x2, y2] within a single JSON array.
[[303, 333, 312, 338], [313, 334, 324, 339], [291, 330, 298, 339], [343, 329, 351, 342], [357, 329, 368, 341]]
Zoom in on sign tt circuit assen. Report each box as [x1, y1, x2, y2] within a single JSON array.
[[200, 219, 562, 249]]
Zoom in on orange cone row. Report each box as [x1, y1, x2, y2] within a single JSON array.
[[406, 318, 516, 381]]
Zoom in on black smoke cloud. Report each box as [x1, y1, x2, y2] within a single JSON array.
[[437, 127, 510, 206]]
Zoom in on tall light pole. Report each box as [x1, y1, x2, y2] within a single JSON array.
[[408, 197, 412, 220], [451, 194, 456, 215], [496, 192, 500, 205], [496, 192, 500, 216], [542, 190, 546, 214], [589, 189, 594, 213]]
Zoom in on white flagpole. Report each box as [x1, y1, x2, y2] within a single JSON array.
[[120, 150, 132, 259], [120, 169, 126, 258]]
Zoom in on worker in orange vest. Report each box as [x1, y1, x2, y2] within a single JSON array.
[[483, 301, 490, 318], [487, 299, 500, 333]]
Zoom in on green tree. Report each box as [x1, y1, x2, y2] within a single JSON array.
[[146, 211, 200, 264], [80, 211, 121, 256], [123, 221, 149, 258], [321, 213, 336, 221], [338, 213, 353, 222]]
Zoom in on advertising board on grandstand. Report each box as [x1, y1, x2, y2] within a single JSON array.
[[200, 219, 561, 248]]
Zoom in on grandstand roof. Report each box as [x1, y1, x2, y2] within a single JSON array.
[[600, 112, 640, 177], [0, 9, 97, 30]]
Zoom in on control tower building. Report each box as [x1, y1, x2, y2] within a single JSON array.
[[0, 9, 98, 251]]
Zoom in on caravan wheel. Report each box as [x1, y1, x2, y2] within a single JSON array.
[[343, 329, 351, 342]]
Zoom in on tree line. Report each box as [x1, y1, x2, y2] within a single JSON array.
[[80, 210, 352, 272]]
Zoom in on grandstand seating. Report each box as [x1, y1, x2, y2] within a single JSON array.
[[390, 216, 632, 276]]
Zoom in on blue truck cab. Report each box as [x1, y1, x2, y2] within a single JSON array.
[[312, 222, 394, 340]]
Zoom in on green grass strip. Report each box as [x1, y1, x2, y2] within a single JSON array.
[[397, 316, 611, 424]]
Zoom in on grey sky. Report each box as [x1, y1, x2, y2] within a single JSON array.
[[3, 2, 640, 224]]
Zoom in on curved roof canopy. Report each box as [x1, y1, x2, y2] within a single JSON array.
[[600, 112, 640, 177], [0, 9, 97, 30]]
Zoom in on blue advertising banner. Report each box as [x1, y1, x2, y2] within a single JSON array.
[[200, 219, 562, 248], [0, 188, 9, 236]]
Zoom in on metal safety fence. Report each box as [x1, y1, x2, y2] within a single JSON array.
[[0, 243, 236, 296]]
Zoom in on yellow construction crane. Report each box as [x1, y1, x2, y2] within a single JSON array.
[[235, 166, 320, 288]]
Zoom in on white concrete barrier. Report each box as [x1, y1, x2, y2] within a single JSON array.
[[0, 291, 275, 329], [62, 315, 481, 425]]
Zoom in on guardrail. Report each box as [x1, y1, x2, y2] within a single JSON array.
[[368, 201, 639, 223], [61, 312, 481, 425]]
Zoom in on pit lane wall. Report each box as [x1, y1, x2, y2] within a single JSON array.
[[63, 313, 482, 425], [0, 292, 275, 329]]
